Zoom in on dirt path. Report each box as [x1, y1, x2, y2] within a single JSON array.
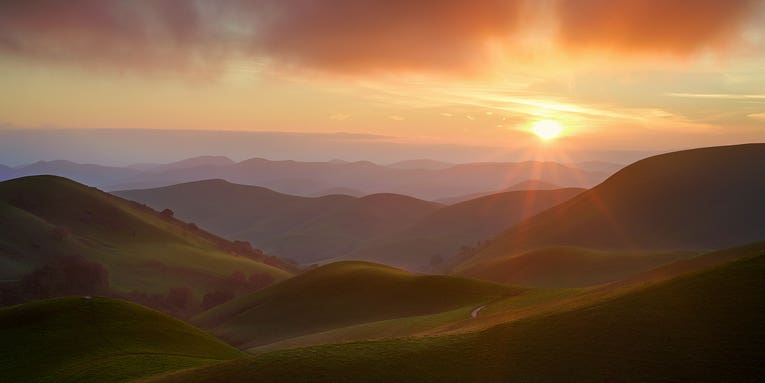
[[470, 305, 486, 319]]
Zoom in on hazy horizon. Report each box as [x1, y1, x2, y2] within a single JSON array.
[[0, 127, 674, 167]]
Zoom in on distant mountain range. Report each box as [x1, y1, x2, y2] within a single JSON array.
[[0, 156, 618, 201]]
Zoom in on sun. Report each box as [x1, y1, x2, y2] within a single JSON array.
[[531, 120, 564, 141]]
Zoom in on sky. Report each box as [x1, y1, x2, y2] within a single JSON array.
[[1, 0, 764, 164]]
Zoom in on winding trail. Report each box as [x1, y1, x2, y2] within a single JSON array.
[[470, 305, 486, 319]]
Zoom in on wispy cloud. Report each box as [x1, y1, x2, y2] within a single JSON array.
[[667, 93, 765, 100], [329, 113, 351, 121]]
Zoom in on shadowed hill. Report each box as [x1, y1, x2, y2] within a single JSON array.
[[116, 180, 441, 264], [0, 297, 242, 383], [456, 247, 697, 287], [463, 144, 765, 265], [435, 179, 564, 205], [348, 188, 584, 271], [0, 176, 292, 308], [147, 248, 765, 383], [194, 261, 520, 349]]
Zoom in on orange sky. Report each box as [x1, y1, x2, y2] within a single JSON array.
[[1, 0, 764, 154]]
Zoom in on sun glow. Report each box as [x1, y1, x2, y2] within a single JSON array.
[[531, 120, 564, 140]]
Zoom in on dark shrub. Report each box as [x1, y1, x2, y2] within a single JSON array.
[[21, 255, 109, 298], [201, 290, 235, 311]]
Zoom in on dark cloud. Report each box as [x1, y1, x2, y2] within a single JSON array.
[[242, 0, 523, 73], [0, 0, 220, 74], [556, 0, 759, 54], [0, 0, 760, 75]]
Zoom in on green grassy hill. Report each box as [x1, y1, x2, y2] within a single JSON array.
[[115, 180, 441, 264], [0, 176, 292, 305], [194, 261, 521, 348], [147, 248, 765, 382], [0, 297, 242, 383], [456, 246, 697, 287], [462, 144, 765, 265]]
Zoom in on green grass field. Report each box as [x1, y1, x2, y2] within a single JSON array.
[[194, 261, 521, 348], [147, 251, 765, 382], [456, 246, 697, 287], [0, 176, 292, 299], [0, 297, 243, 383]]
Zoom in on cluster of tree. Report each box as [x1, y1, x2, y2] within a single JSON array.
[[148, 206, 298, 272], [0, 255, 109, 306]]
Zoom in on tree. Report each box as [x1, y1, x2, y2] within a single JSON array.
[[21, 255, 109, 298], [160, 208, 174, 218], [166, 286, 193, 312], [201, 290, 235, 311]]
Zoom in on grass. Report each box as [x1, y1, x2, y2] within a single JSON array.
[[0, 297, 242, 383], [0, 176, 292, 299], [194, 261, 521, 348], [456, 246, 697, 287], [147, 250, 765, 382]]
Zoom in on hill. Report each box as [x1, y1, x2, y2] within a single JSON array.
[[0, 176, 292, 313], [128, 156, 235, 173], [0, 297, 242, 383], [147, 246, 765, 382], [386, 159, 455, 170], [462, 144, 765, 265], [456, 246, 697, 287], [347, 188, 584, 271], [109, 159, 607, 200], [435, 179, 563, 204], [193, 261, 520, 349], [10, 160, 141, 187], [115, 180, 440, 264]]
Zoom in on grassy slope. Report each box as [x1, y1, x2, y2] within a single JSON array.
[[0, 297, 242, 383], [194, 261, 521, 348], [465, 144, 765, 264], [0, 176, 291, 296], [116, 180, 441, 264], [348, 188, 584, 271], [149, 250, 765, 383], [456, 246, 697, 287]]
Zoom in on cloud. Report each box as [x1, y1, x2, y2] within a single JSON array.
[[556, 0, 760, 54], [242, 0, 523, 74], [0, 0, 224, 74], [0, 0, 760, 76]]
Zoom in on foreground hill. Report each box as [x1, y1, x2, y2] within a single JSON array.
[[194, 261, 520, 349], [462, 144, 765, 268], [347, 188, 584, 271], [0, 176, 292, 311], [0, 297, 242, 383], [115, 180, 441, 264], [149, 247, 765, 382]]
